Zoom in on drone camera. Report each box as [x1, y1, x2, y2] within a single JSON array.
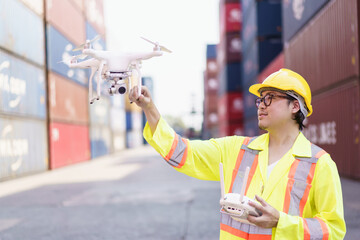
[[108, 83, 127, 95]]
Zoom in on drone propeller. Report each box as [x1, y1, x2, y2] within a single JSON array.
[[72, 35, 102, 52], [57, 54, 87, 63], [140, 37, 172, 53]]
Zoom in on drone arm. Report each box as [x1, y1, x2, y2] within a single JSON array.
[[131, 51, 163, 61], [88, 67, 96, 103], [96, 60, 106, 100]]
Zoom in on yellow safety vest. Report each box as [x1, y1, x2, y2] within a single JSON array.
[[143, 117, 346, 240]]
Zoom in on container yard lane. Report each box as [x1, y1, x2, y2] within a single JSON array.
[[0, 146, 220, 240]]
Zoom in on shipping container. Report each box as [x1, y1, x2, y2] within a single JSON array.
[[204, 94, 218, 112], [204, 72, 219, 95], [89, 96, 110, 126], [84, 0, 106, 36], [48, 71, 89, 125], [257, 52, 284, 83], [86, 22, 106, 50], [283, 0, 329, 42], [0, 117, 48, 180], [243, 86, 258, 119], [218, 32, 242, 66], [126, 129, 143, 148], [242, 0, 282, 53], [90, 125, 112, 158], [71, 0, 84, 13], [242, 38, 283, 85], [204, 111, 219, 129], [0, 0, 45, 66], [46, 0, 86, 46], [302, 79, 360, 179], [46, 24, 88, 86], [206, 44, 217, 59], [220, 2, 242, 35], [219, 121, 244, 137], [218, 92, 244, 122], [113, 131, 126, 152], [219, 62, 242, 95], [49, 122, 90, 169], [284, 0, 359, 94], [126, 111, 143, 131], [110, 107, 125, 132], [20, 0, 44, 16], [244, 115, 260, 137], [0, 49, 46, 119], [206, 59, 219, 79]]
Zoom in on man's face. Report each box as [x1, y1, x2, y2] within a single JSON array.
[[257, 90, 294, 131]]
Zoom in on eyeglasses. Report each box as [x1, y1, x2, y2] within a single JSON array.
[[255, 94, 291, 108]]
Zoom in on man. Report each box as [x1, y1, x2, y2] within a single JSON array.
[[129, 68, 346, 239]]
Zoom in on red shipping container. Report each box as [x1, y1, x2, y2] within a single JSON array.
[[48, 71, 89, 125], [218, 32, 242, 66], [206, 59, 219, 79], [218, 92, 244, 122], [49, 122, 90, 169], [258, 52, 284, 83], [219, 121, 244, 137], [84, 0, 106, 36], [46, 0, 86, 46], [220, 2, 242, 35], [302, 79, 360, 179], [285, 0, 359, 93], [204, 94, 218, 112], [204, 72, 219, 95], [204, 111, 219, 129]]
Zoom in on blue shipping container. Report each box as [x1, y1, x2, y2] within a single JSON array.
[[89, 97, 110, 126], [206, 44, 217, 59], [244, 116, 260, 137], [126, 111, 133, 130], [0, 49, 46, 119], [0, 0, 45, 66], [219, 62, 243, 96], [283, 0, 329, 42], [242, 38, 282, 85], [243, 85, 258, 119], [242, 0, 282, 55], [0, 116, 48, 180], [46, 24, 88, 86], [90, 125, 112, 158]]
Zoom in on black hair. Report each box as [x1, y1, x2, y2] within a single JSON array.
[[286, 96, 306, 131]]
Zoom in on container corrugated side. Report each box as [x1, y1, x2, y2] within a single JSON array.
[[0, 117, 48, 180], [48, 71, 89, 125], [218, 32, 242, 66], [0, 0, 45, 66], [20, 0, 43, 16], [257, 52, 284, 83], [49, 122, 90, 169], [219, 2, 242, 36], [0, 49, 46, 119], [46, 24, 88, 86], [46, 0, 86, 46], [218, 92, 244, 122], [219, 121, 244, 138], [244, 115, 260, 137], [89, 97, 110, 126], [218, 62, 243, 96], [84, 0, 106, 36], [284, 0, 359, 93], [302, 79, 360, 179], [90, 125, 112, 158], [283, 0, 329, 42]]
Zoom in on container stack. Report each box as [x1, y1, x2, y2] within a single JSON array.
[[0, 0, 48, 180], [217, 0, 244, 137], [283, 0, 360, 179], [241, 0, 283, 136], [203, 45, 219, 139]]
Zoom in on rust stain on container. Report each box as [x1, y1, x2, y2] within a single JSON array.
[[285, 0, 359, 94], [48, 71, 89, 125], [303, 79, 360, 179]]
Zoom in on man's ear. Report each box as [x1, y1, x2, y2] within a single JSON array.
[[291, 100, 301, 114]]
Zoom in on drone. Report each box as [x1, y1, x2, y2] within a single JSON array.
[[61, 36, 171, 104], [219, 163, 262, 225]]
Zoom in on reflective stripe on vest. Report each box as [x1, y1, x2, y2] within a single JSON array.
[[283, 144, 327, 217], [302, 217, 329, 240], [164, 133, 188, 168], [221, 137, 273, 238]]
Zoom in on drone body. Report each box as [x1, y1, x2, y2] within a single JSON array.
[[61, 36, 171, 104]]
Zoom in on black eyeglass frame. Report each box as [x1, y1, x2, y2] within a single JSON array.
[[255, 93, 293, 108]]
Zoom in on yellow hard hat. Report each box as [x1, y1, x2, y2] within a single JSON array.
[[249, 68, 313, 116]]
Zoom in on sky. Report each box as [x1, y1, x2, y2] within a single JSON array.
[[104, 0, 220, 130]]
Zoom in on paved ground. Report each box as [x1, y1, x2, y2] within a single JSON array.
[[0, 146, 359, 240]]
